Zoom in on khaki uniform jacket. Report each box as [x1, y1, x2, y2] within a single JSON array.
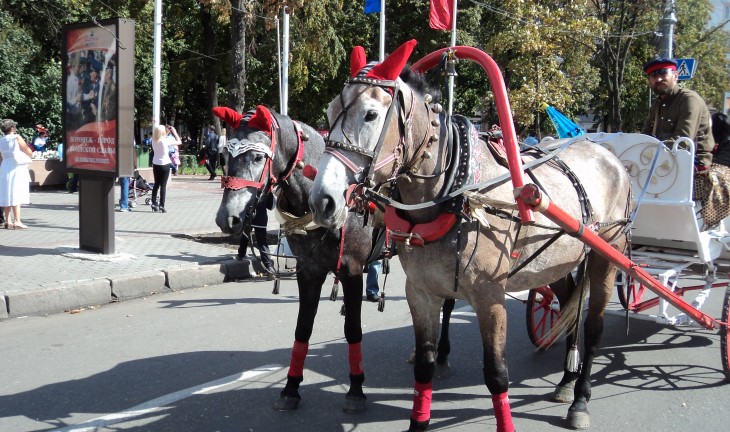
[[641, 86, 714, 168]]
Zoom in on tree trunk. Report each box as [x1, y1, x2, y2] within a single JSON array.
[[200, 3, 219, 131], [229, 0, 247, 113]]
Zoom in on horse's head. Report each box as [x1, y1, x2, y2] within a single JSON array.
[[214, 105, 279, 234], [309, 40, 442, 229]]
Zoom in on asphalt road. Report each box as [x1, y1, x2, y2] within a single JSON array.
[[1, 257, 728, 432]]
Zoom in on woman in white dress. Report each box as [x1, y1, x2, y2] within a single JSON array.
[[0, 119, 33, 229]]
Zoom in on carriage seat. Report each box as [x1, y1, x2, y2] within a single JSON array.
[[583, 132, 724, 264]]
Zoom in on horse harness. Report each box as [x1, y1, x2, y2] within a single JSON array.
[[220, 109, 310, 232], [220, 110, 307, 195], [325, 74, 633, 294]]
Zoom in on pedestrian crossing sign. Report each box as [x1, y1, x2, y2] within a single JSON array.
[[675, 58, 696, 80]]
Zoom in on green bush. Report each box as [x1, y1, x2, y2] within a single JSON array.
[[178, 154, 223, 175]]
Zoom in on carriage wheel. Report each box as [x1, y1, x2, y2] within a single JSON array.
[[616, 271, 645, 310], [721, 287, 730, 382], [145, 197, 152, 205], [526, 286, 561, 349]]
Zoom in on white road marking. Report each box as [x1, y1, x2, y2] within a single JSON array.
[[53, 364, 283, 431]]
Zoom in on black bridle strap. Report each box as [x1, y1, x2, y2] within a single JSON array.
[[364, 88, 402, 185]]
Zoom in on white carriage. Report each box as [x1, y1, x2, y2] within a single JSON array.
[[526, 132, 730, 348]]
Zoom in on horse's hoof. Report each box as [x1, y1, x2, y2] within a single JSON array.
[[273, 395, 301, 411], [566, 410, 590, 430], [408, 417, 430, 431], [343, 394, 367, 413], [549, 384, 574, 403], [434, 361, 450, 379]]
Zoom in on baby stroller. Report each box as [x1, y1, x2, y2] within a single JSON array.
[[121, 170, 154, 208]]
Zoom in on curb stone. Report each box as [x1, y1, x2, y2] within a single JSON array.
[[111, 271, 167, 301], [0, 295, 8, 319], [223, 258, 254, 280], [6, 279, 111, 318], [166, 264, 227, 291]]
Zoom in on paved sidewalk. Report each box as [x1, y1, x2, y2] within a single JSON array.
[[0, 175, 276, 320]]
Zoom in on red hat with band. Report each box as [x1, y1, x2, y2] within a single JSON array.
[[643, 58, 677, 75]]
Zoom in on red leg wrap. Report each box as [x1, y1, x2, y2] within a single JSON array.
[[348, 342, 363, 375], [411, 381, 433, 422], [288, 340, 308, 377], [491, 392, 515, 432]]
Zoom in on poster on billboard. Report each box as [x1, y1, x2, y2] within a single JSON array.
[[62, 18, 134, 177]]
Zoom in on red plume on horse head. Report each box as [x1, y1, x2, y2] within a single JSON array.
[[349, 39, 418, 81], [212, 106, 243, 129], [247, 105, 274, 137]]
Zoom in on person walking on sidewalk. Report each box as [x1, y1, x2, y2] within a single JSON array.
[[204, 125, 219, 180], [0, 119, 33, 229], [237, 192, 275, 278], [150, 124, 181, 213]]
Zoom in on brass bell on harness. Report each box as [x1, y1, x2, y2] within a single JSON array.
[[445, 58, 458, 77]]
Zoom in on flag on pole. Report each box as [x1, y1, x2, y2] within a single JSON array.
[[429, 0, 454, 30], [539, 103, 586, 139], [365, 0, 381, 14]]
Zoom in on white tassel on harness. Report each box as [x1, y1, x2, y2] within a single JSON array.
[[329, 277, 340, 301], [566, 345, 580, 373]]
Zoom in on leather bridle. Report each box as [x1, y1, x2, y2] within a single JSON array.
[[324, 75, 436, 210], [220, 112, 307, 197]]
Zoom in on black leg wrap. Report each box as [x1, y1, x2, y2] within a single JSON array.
[[408, 417, 430, 431], [349, 372, 365, 386]]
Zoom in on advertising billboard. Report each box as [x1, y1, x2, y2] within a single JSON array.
[[62, 18, 134, 177]]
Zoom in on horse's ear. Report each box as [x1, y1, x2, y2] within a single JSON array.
[[212, 106, 243, 129], [367, 39, 417, 81], [350, 46, 367, 77], [248, 105, 274, 136]]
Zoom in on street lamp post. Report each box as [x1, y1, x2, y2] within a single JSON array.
[[152, 0, 162, 128]]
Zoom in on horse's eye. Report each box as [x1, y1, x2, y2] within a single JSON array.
[[365, 110, 378, 122], [254, 154, 265, 163]]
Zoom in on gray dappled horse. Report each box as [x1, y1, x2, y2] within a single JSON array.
[[213, 105, 378, 413], [308, 40, 632, 431]]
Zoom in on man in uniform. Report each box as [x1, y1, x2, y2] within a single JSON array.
[[641, 58, 722, 325], [641, 58, 714, 170]]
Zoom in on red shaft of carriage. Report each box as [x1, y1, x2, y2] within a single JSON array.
[[413, 47, 725, 331]]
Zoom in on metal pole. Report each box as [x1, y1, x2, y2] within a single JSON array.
[[535, 62, 542, 141], [152, 0, 162, 127], [276, 17, 282, 113], [281, 7, 289, 116], [447, 0, 458, 117], [659, 0, 677, 58], [378, 0, 385, 61]]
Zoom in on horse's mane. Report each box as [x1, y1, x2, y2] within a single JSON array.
[[400, 65, 442, 104]]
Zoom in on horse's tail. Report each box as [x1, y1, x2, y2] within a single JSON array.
[[537, 266, 588, 351]]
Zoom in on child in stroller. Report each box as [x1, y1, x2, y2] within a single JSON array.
[[123, 170, 154, 208]]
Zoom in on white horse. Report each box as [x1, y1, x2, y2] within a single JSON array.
[[308, 40, 632, 431]]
